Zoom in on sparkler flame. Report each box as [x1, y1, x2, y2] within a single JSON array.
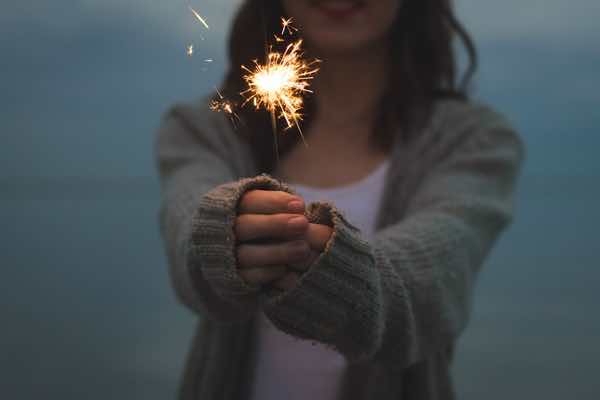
[[187, 44, 194, 56], [241, 38, 320, 136], [203, 15, 319, 149]]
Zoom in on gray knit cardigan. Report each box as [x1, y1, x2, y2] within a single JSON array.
[[154, 96, 525, 400]]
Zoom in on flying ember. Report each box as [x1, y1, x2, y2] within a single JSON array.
[[188, 5, 210, 30]]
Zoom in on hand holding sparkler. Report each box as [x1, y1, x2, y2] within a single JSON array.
[[234, 190, 333, 291]]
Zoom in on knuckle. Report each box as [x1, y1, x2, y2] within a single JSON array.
[[277, 192, 292, 205], [271, 191, 293, 210], [286, 215, 308, 236]]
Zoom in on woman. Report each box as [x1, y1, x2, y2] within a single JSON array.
[[155, 0, 526, 399]]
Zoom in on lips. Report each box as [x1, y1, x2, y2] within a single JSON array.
[[310, 0, 366, 19]]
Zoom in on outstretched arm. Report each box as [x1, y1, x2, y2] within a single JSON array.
[[155, 102, 268, 322], [258, 106, 526, 369], [155, 101, 335, 323]]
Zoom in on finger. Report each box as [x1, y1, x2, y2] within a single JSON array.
[[271, 271, 300, 291], [235, 214, 308, 242], [306, 223, 334, 252], [237, 240, 310, 269], [238, 190, 305, 215], [239, 266, 287, 286], [288, 249, 320, 273]]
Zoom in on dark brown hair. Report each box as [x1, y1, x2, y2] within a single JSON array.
[[218, 0, 477, 173]]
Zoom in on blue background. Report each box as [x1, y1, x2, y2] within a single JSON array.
[[1, 1, 598, 398]]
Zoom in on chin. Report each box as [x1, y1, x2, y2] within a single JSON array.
[[284, 0, 397, 57], [306, 31, 383, 57]]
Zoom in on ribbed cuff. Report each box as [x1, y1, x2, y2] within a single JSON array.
[[260, 202, 384, 363], [187, 174, 296, 318]]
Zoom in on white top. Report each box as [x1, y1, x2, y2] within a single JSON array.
[[249, 159, 390, 400]]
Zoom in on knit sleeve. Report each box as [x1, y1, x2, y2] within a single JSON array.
[[155, 102, 288, 323], [259, 106, 526, 369]]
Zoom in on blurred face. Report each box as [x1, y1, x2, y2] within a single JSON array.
[[282, 0, 401, 55]]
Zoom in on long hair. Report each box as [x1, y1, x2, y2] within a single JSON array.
[[218, 0, 478, 173]]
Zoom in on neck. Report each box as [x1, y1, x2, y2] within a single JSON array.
[[311, 42, 390, 128]]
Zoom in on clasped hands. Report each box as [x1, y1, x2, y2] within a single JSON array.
[[235, 189, 333, 291]]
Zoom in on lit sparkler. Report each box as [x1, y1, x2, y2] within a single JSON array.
[[240, 33, 319, 141], [187, 44, 194, 56]]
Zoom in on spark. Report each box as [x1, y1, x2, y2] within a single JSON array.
[[187, 44, 194, 56], [240, 38, 320, 139], [188, 5, 210, 30], [281, 17, 298, 35], [210, 88, 241, 127], [204, 58, 213, 63]]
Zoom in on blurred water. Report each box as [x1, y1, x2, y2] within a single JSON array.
[[2, 174, 599, 399]]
